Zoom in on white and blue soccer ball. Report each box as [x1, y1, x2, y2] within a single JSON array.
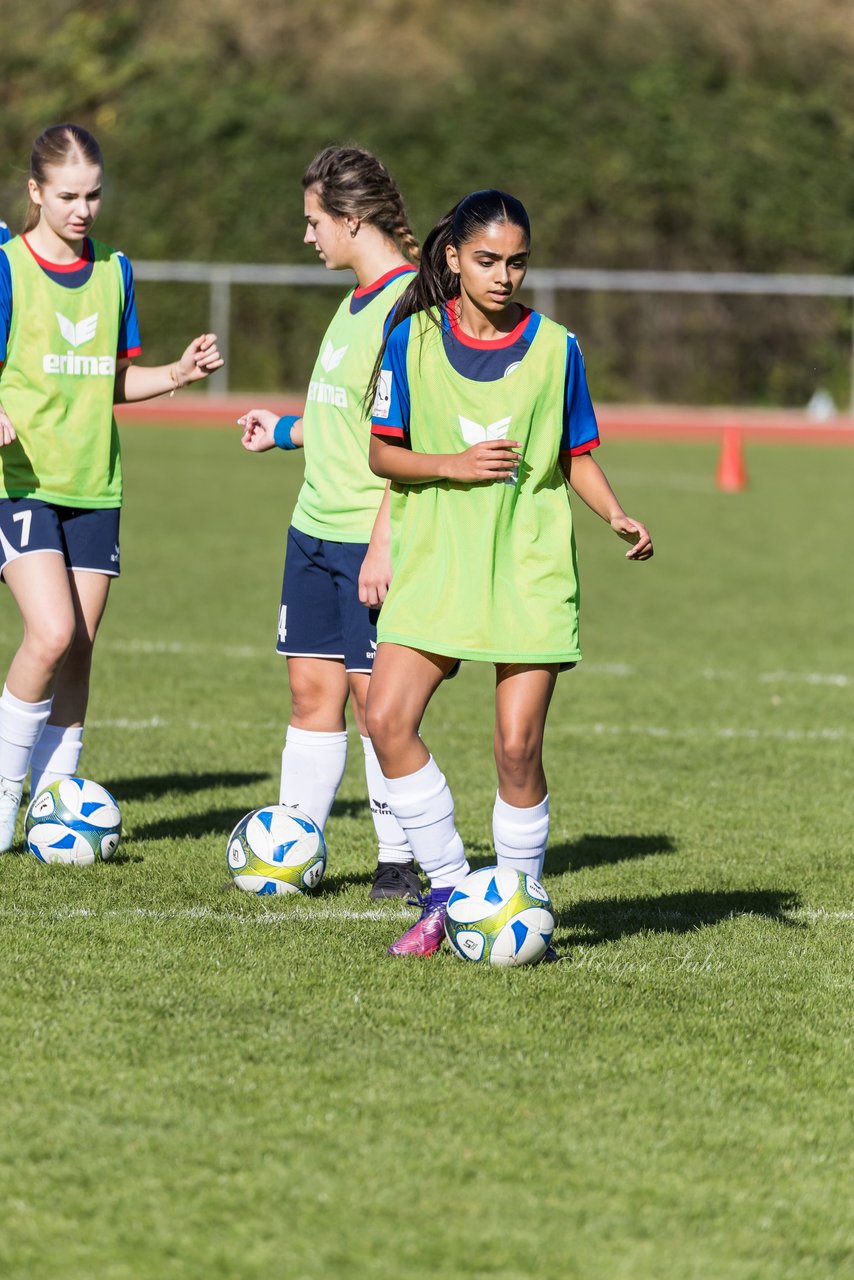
[[25, 777, 122, 866], [444, 865, 555, 967], [227, 805, 327, 895]]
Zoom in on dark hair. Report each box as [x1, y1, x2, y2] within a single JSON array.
[[24, 123, 104, 233], [365, 189, 530, 410], [303, 146, 420, 263]]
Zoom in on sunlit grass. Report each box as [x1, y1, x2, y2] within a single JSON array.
[[0, 425, 850, 1279]]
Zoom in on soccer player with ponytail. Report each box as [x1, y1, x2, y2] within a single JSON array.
[[0, 123, 223, 848], [238, 146, 424, 900], [366, 189, 653, 956]]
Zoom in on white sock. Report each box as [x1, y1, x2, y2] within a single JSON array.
[[360, 735, 414, 865], [0, 686, 53, 782], [492, 792, 550, 882], [382, 756, 469, 889], [279, 725, 348, 831], [29, 724, 84, 796]]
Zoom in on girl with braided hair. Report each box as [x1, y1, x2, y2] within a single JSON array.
[[238, 146, 423, 900]]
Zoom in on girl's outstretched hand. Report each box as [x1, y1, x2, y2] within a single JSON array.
[[0, 404, 16, 447], [238, 408, 278, 452], [177, 334, 224, 384], [611, 515, 654, 560]]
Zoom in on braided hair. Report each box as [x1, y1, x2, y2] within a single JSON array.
[[302, 146, 420, 263]]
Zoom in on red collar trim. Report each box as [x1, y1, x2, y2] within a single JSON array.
[[445, 299, 531, 349], [22, 234, 91, 273], [353, 264, 416, 298]]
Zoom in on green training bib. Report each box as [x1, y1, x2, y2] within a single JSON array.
[[378, 310, 582, 664], [292, 272, 412, 543], [0, 236, 124, 507]]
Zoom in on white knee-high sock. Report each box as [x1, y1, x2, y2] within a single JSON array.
[[382, 756, 469, 889], [29, 724, 85, 797], [492, 792, 550, 882], [360, 736, 413, 865], [279, 725, 348, 831], [0, 687, 53, 782]]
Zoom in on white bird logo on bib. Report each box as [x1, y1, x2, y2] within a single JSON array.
[[320, 340, 348, 372], [56, 312, 99, 347], [458, 416, 517, 484], [458, 414, 512, 444]]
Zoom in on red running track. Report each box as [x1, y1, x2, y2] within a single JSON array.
[[115, 395, 854, 446]]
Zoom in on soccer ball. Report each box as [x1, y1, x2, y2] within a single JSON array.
[[226, 805, 327, 895], [444, 866, 555, 967], [25, 777, 122, 866]]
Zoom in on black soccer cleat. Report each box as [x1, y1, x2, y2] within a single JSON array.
[[369, 861, 423, 900]]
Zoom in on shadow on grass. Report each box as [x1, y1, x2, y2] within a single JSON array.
[[128, 807, 251, 843], [464, 832, 677, 873], [548, 832, 677, 873], [557, 888, 803, 946], [218, 869, 418, 902], [329, 797, 370, 820], [101, 771, 271, 803]]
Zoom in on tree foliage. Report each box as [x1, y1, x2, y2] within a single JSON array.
[[2, 0, 853, 403]]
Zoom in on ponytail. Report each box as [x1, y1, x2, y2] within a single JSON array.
[[365, 189, 531, 412]]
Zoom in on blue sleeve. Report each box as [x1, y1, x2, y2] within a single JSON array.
[[0, 223, 11, 247], [0, 251, 12, 363], [371, 314, 412, 441], [561, 335, 600, 454], [117, 254, 142, 358]]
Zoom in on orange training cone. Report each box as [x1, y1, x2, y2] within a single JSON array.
[[716, 428, 748, 492]]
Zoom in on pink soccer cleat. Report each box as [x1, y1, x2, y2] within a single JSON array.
[[387, 889, 452, 957]]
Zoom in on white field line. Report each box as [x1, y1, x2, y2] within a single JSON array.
[[83, 715, 854, 744], [553, 723, 854, 743], [0, 904, 412, 924], [0, 633, 850, 690], [83, 716, 854, 747], [0, 904, 848, 926], [103, 646, 854, 690]]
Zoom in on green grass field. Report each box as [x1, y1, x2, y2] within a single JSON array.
[[0, 423, 850, 1280]]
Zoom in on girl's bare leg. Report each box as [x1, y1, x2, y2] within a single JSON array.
[[492, 664, 559, 882], [367, 644, 468, 955], [279, 656, 350, 824], [3, 553, 77, 703], [28, 569, 112, 794], [0, 553, 77, 845], [365, 643, 451, 777], [493, 664, 558, 805], [347, 667, 416, 892], [28, 570, 112, 793]]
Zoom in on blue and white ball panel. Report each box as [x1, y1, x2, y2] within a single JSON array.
[[25, 777, 122, 866], [445, 866, 527, 923], [227, 804, 327, 895], [445, 865, 555, 967], [488, 907, 555, 967], [524, 876, 551, 904]]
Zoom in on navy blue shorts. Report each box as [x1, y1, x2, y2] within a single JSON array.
[[0, 499, 121, 580], [277, 526, 378, 672]]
